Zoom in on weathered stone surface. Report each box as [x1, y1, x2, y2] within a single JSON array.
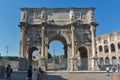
[[96, 30, 120, 70], [19, 7, 98, 71], [113, 72, 120, 80]]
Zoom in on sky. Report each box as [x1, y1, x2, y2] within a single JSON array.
[[0, 0, 120, 56]]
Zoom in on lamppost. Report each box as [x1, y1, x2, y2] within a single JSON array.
[[6, 46, 9, 56]]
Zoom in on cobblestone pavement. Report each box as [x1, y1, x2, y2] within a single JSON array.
[[47, 71, 113, 80], [0, 71, 114, 80]]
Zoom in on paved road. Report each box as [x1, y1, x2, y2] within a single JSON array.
[[0, 71, 27, 80], [0, 71, 114, 80]]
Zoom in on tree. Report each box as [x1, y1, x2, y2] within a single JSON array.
[[48, 52, 52, 59]]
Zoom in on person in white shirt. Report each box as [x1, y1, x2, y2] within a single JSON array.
[[106, 66, 110, 76]]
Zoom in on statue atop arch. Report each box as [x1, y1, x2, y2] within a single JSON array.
[[19, 7, 98, 71]]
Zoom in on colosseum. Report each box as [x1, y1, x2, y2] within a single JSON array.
[[96, 30, 120, 70]]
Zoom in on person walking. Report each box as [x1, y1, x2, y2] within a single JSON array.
[[6, 64, 12, 80], [106, 66, 110, 76], [37, 67, 43, 80], [27, 66, 32, 80]]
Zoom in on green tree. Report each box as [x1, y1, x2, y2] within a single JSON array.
[[2, 56, 10, 60], [48, 52, 52, 59]]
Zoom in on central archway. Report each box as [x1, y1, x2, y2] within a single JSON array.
[[47, 34, 67, 70], [78, 47, 88, 70], [28, 47, 39, 68]]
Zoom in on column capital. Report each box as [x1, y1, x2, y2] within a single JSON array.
[[42, 26, 45, 31], [90, 25, 95, 31], [67, 44, 71, 47], [71, 25, 75, 31], [90, 22, 99, 27]]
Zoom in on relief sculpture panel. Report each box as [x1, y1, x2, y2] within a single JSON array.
[[26, 29, 41, 43]]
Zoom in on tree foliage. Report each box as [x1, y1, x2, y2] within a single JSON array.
[[0, 56, 18, 60], [48, 52, 52, 59]]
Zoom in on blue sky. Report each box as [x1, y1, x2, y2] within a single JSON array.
[[0, 0, 120, 56]]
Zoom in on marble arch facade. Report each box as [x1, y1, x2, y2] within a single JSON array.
[[19, 7, 98, 71]]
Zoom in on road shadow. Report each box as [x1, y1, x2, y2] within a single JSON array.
[[48, 75, 68, 80]]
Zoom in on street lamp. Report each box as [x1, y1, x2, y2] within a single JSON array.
[[6, 46, 9, 56]]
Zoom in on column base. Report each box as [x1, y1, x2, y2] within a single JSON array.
[[90, 57, 100, 71], [70, 57, 78, 71], [38, 57, 47, 71]]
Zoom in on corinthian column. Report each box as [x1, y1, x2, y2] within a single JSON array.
[[90, 25, 98, 70], [20, 26, 26, 57], [41, 26, 45, 57], [71, 26, 75, 57], [19, 26, 28, 70], [90, 25, 95, 57], [39, 26, 47, 70], [70, 26, 78, 71]]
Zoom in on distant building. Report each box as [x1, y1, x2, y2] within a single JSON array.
[[96, 30, 120, 70]]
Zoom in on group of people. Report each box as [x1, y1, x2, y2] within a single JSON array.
[[106, 66, 117, 72], [27, 66, 45, 80]]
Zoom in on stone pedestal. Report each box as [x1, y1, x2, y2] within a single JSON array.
[[113, 72, 120, 80], [94, 60, 99, 71], [19, 58, 27, 71], [70, 57, 78, 71], [90, 57, 99, 71], [39, 57, 47, 71], [93, 56, 99, 71]]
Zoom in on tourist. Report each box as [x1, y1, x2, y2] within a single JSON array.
[[37, 67, 43, 80], [6, 64, 13, 80], [112, 66, 116, 72], [27, 66, 32, 80], [32, 68, 37, 80], [106, 66, 110, 76]]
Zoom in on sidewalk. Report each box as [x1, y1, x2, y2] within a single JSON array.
[[0, 79, 5, 80]]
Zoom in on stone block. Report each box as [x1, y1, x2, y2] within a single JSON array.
[[113, 72, 120, 80]]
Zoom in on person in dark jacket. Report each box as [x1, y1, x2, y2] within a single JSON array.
[[6, 64, 12, 80], [37, 67, 43, 80], [27, 66, 32, 80]]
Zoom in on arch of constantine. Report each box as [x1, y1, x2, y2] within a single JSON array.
[[18, 7, 98, 71]]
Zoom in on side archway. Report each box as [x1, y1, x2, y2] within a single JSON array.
[[28, 47, 40, 67], [78, 47, 88, 70]]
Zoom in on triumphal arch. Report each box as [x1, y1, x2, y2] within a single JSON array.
[[19, 7, 98, 71]]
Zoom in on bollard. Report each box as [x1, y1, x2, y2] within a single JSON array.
[[113, 72, 120, 80]]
